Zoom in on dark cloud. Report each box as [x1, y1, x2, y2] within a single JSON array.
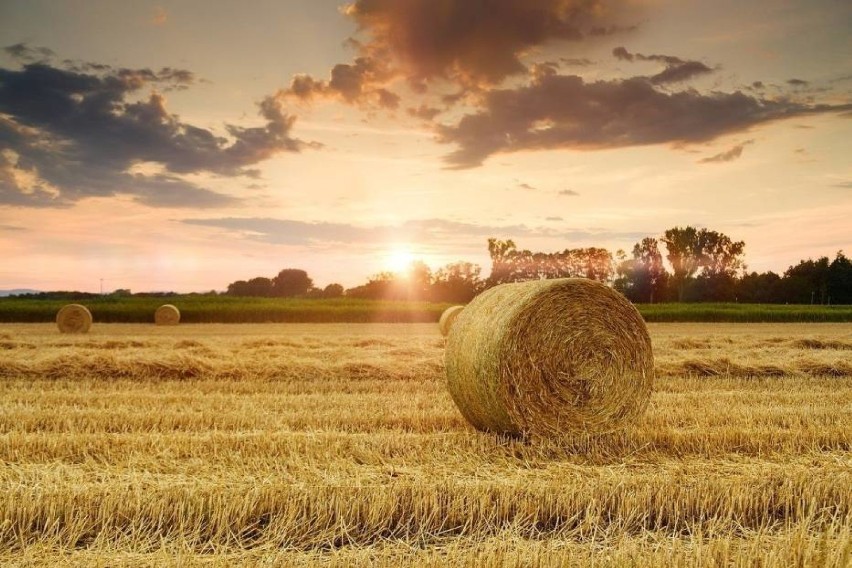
[[613, 46, 714, 85], [530, 61, 561, 80], [0, 55, 313, 207], [342, 0, 638, 88], [788, 78, 809, 86], [518, 182, 536, 190], [545, 216, 563, 221], [437, 73, 851, 168], [3, 43, 55, 62], [375, 88, 401, 109], [558, 189, 579, 196], [650, 60, 715, 85], [833, 180, 852, 189], [0, 223, 26, 231], [281, 1, 636, 109], [182, 216, 647, 247], [699, 140, 753, 164], [283, 57, 399, 109]]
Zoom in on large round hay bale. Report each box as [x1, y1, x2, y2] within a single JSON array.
[[56, 304, 92, 334], [445, 278, 653, 437], [438, 305, 465, 337], [154, 304, 181, 326]]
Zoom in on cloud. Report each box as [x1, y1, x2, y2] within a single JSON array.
[[281, 0, 641, 111], [787, 78, 809, 87], [437, 73, 851, 168], [342, 0, 639, 88], [518, 182, 536, 190], [613, 46, 714, 85], [0, 223, 26, 231], [181, 216, 647, 247], [545, 216, 563, 221], [558, 189, 579, 196], [283, 57, 400, 109], [699, 140, 753, 164], [3, 43, 55, 63], [832, 180, 852, 189], [0, 53, 314, 207]]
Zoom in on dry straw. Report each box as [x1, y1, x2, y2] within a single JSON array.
[[56, 304, 93, 334], [155, 304, 181, 326], [438, 305, 465, 337], [445, 278, 654, 437]]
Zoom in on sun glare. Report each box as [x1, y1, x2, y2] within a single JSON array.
[[385, 246, 416, 274]]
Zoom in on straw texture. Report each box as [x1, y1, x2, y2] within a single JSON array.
[[155, 304, 181, 326], [444, 278, 654, 437], [56, 304, 93, 334], [438, 305, 465, 337]]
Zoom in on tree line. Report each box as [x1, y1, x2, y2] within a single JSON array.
[[222, 226, 851, 304]]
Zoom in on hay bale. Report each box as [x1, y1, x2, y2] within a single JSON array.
[[438, 305, 465, 337], [56, 304, 92, 334], [155, 304, 181, 326], [445, 278, 653, 437]]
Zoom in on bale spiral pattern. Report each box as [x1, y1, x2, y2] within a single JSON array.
[[445, 278, 654, 437], [155, 304, 181, 326], [56, 304, 93, 334], [438, 305, 465, 337]]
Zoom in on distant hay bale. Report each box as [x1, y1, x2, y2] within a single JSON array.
[[155, 304, 181, 326], [438, 305, 465, 337], [445, 278, 654, 437], [56, 304, 92, 334]]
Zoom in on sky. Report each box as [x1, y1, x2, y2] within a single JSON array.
[[0, 0, 850, 293]]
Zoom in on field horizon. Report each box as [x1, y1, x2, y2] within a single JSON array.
[[1, 296, 851, 324]]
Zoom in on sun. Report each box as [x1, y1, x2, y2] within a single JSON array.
[[385, 246, 416, 274]]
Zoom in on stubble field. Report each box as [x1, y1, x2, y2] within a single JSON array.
[[0, 322, 850, 566]]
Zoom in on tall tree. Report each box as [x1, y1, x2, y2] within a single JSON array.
[[780, 256, 830, 304], [634, 238, 668, 303], [698, 231, 746, 277], [432, 261, 482, 302], [662, 226, 702, 301], [828, 251, 852, 304], [616, 238, 669, 303], [486, 239, 614, 286], [662, 227, 744, 301], [405, 260, 433, 300], [322, 283, 344, 298], [736, 271, 781, 303], [227, 276, 274, 297], [486, 238, 517, 286], [345, 272, 395, 300], [272, 269, 313, 297]]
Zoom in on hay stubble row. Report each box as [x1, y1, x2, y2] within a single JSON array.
[[0, 322, 850, 566]]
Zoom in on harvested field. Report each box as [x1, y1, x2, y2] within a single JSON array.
[[0, 322, 850, 567]]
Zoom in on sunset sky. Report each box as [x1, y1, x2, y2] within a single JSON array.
[[1, 0, 849, 293]]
